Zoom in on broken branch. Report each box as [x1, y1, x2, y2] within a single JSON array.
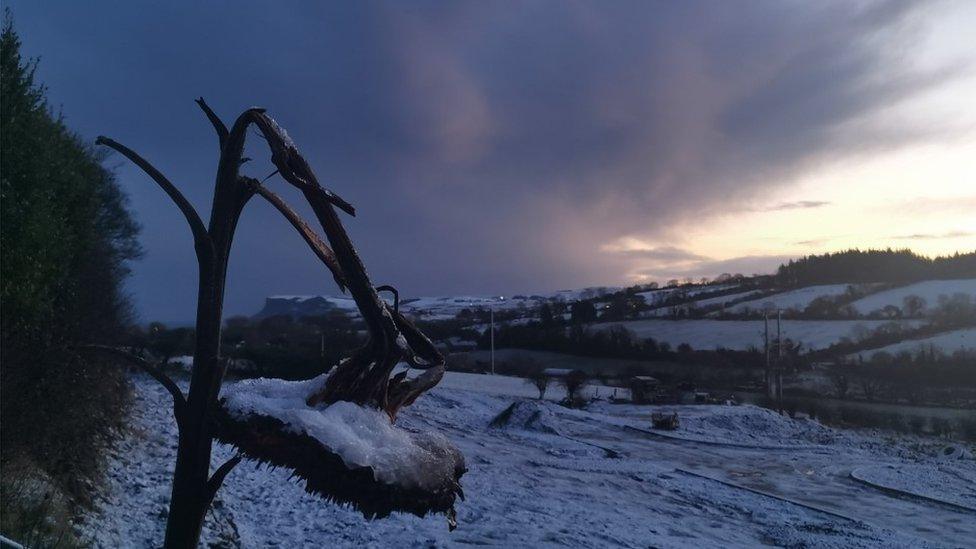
[[376, 285, 399, 313], [385, 364, 445, 420], [388, 307, 444, 369], [248, 179, 346, 291]]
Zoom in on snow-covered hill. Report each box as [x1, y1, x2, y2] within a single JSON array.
[[253, 279, 975, 358], [256, 279, 976, 323], [850, 279, 976, 315], [641, 289, 764, 317], [635, 284, 739, 306], [255, 287, 618, 321], [81, 372, 975, 547], [850, 327, 976, 360], [726, 284, 853, 314], [587, 319, 925, 352]]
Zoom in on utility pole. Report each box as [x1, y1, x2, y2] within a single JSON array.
[[776, 309, 782, 361], [776, 309, 783, 410], [763, 311, 770, 399], [490, 305, 495, 375]]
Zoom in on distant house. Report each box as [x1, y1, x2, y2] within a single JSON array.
[[628, 375, 660, 404]]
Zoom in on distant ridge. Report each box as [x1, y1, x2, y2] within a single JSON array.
[[255, 295, 359, 319], [254, 288, 620, 320]]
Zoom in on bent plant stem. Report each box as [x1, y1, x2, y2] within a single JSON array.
[[245, 112, 445, 416], [162, 106, 259, 549], [96, 102, 256, 548], [99, 98, 448, 548]]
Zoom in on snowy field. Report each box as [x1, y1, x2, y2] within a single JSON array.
[[641, 290, 763, 317], [80, 372, 975, 548], [726, 284, 852, 313], [636, 285, 745, 308], [690, 290, 763, 309], [850, 279, 976, 315], [587, 319, 925, 352], [849, 327, 976, 360]]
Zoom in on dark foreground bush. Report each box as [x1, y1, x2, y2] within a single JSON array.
[[1, 13, 140, 544]]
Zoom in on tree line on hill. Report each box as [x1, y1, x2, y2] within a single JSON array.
[[479, 319, 776, 376], [774, 249, 975, 287]]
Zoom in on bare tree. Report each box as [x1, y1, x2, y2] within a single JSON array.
[[526, 369, 550, 399], [858, 374, 883, 401], [561, 370, 589, 407], [91, 100, 460, 548], [902, 294, 926, 317], [828, 368, 849, 399]]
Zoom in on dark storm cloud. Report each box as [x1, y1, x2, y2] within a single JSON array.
[[6, 0, 961, 320]]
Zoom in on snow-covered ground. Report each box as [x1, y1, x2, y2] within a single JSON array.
[[850, 463, 975, 510], [850, 279, 976, 316], [849, 327, 976, 360], [587, 319, 925, 352], [727, 284, 853, 314], [81, 372, 975, 548]]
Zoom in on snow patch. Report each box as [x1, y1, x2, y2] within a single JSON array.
[[851, 463, 976, 510], [221, 376, 458, 491], [489, 401, 562, 435]]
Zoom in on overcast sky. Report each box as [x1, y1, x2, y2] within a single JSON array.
[[9, 1, 976, 321]]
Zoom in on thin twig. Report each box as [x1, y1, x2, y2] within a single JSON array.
[[194, 97, 229, 147], [262, 169, 279, 183], [75, 344, 186, 427]]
